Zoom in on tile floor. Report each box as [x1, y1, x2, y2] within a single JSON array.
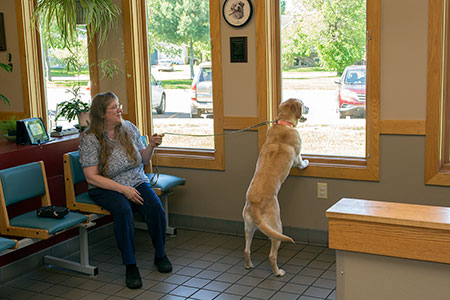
[[0, 229, 336, 300]]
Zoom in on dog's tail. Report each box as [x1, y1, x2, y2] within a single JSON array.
[[249, 207, 295, 244]]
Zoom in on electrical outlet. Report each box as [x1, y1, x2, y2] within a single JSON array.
[[317, 183, 328, 199]]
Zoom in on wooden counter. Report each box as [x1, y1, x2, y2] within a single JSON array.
[[326, 198, 450, 264], [326, 198, 450, 300]]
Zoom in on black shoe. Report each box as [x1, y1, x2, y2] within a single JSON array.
[[154, 255, 172, 273], [126, 265, 142, 289]]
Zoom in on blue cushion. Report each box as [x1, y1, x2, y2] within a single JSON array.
[[10, 211, 87, 235], [0, 162, 46, 206], [76, 192, 96, 205], [0, 237, 16, 252], [146, 173, 185, 193]]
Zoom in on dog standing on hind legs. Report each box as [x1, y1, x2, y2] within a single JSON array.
[[242, 98, 310, 277]]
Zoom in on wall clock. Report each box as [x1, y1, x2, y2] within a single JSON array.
[[223, 0, 253, 28]]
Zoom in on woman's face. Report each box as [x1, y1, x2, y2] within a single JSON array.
[[103, 99, 123, 127]]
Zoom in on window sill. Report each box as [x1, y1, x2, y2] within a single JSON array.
[[291, 154, 379, 181], [153, 147, 224, 170]]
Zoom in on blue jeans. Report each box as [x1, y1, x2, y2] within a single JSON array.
[[88, 182, 166, 265]]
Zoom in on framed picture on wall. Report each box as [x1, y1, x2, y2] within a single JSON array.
[[0, 13, 6, 51]]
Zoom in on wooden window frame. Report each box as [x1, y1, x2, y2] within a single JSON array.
[[425, 0, 450, 185], [257, 0, 380, 181], [127, 0, 225, 170]]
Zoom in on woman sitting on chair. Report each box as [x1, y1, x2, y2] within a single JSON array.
[[79, 91, 171, 289]]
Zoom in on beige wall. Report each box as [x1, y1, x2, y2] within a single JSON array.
[[0, 0, 24, 113], [1, 0, 449, 235]]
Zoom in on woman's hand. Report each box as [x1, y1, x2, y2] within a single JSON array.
[[121, 185, 144, 205], [150, 133, 164, 147]]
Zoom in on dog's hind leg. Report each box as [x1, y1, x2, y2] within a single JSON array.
[[244, 221, 257, 269], [269, 239, 285, 276]]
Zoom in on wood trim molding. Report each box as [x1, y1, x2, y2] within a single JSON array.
[[327, 198, 450, 264], [224, 116, 259, 130], [380, 120, 426, 135], [425, 0, 449, 186], [15, 0, 47, 123], [121, 0, 150, 136]]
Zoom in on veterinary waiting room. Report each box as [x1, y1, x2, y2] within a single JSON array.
[[1, 0, 450, 299]]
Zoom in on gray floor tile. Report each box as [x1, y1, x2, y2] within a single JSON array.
[[303, 286, 333, 299], [224, 283, 253, 296], [169, 285, 198, 297], [270, 291, 299, 300], [189, 289, 220, 300], [246, 287, 275, 300], [202, 280, 232, 292], [214, 293, 242, 300]]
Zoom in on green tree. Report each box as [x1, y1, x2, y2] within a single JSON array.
[[307, 0, 366, 74], [147, 0, 210, 78]]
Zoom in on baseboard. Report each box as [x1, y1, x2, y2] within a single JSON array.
[[0, 223, 113, 285], [169, 213, 329, 246]]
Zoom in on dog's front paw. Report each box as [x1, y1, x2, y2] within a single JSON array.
[[298, 159, 309, 169]]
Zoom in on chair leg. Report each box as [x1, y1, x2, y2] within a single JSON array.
[[161, 192, 177, 235], [43, 222, 98, 276]]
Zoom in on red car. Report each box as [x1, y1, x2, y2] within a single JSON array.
[[335, 65, 366, 119]]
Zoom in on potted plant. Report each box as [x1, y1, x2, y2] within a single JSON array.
[[0, 116, 17, 141], [55, 85, 90, 130]]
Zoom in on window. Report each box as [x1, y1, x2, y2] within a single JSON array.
[[259, 0, 380, 180], [127, 0, 224, 170], [425, 0, 450, 185], [39, 25, 95, 130]]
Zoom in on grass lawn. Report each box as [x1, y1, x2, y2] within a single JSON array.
[[161, 79, 192, 89], [282, 66, 326, 72], [50, 68, 89, 77]]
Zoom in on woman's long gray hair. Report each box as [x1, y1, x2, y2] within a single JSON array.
[[87, 92, 139, 176]]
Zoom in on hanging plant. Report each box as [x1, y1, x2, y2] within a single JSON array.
[[0, 53, 13, 106], [33, 0, 121, 48]]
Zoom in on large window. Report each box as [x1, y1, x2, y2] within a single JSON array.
[[261, 0, 380, 180], [425, 0, 450, 185], [140, 0, 224, 170]]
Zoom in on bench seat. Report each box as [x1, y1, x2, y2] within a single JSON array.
[[10, 211, 87, 235]]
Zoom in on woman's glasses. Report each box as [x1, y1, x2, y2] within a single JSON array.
[[108, 104, 123, 110]]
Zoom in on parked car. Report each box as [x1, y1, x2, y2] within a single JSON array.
[[151, 74, 166, 114], [156, 59, 174, 72], [190, 62, 213, 118], [335, 65, 366, 118]]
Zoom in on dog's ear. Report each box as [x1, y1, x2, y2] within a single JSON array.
[[290, 101, 302, 119]]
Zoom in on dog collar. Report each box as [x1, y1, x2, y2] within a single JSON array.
[[274, 120, 294, 127]]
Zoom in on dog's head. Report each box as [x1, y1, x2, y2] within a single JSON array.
[[231, 1, 245, 18], [276, 98, 309, 127]]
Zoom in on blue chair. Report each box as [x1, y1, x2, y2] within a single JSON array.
[[64, 151, 110, 215], [0, 161, 97, 275], [140, 136, 185, 235]]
